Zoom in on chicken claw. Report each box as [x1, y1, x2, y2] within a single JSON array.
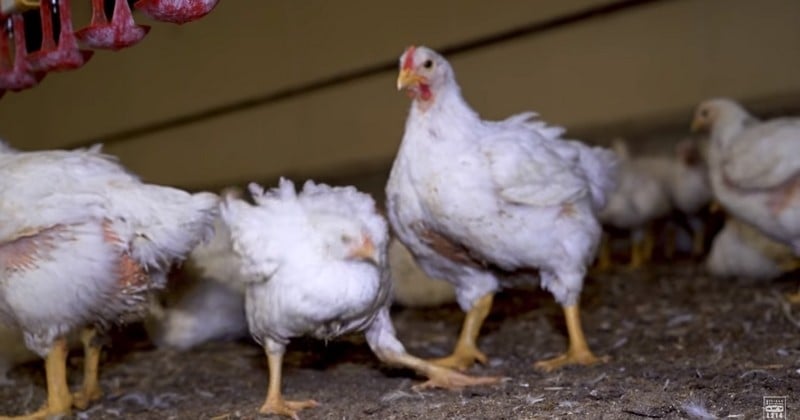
[[429, 293, 493, 371], [72, 328, 103, 410], [413, 364, 501, 390], [534, 349, 610, 372], [430, 344, 487, 371], [259, 350, 319, 419], [259, 398, 319, 420], [534, 304, 608, 372], [0, 338, 72, 420]]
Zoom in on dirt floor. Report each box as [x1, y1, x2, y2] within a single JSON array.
[[1, 262, 799, 419]]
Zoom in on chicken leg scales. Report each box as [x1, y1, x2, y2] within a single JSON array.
[[0, 337, 72, 420], [72, 327, 103, 409], [259, 350, 318, 420], [380, 351, 501, 390], [534, 304, 608, 372], [429, 293, 493, 370], [594, 234, 613, 272]]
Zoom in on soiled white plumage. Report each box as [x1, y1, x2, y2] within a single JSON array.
[[694, 98, 800, 254], [0, 143, 219, 356], [221, 179, 495, 417], [387, 47, 616, 310], [706, 217, 798, 280]]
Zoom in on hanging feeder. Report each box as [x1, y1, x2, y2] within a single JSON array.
[[27, 0, 92, 72], [75, 0, 150, 50], [134, 0, 219, 25], [0, 13, 45, 92]]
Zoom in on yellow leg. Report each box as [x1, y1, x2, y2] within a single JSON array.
[[72, 328, 103, 410], [787, 285, 800, 305], [642, 226, 656, 263], [534, 304, 609, 372], [628, 236, 644, 269], [258, 350, 318, 419], [594, 235, 613, 272], [429, 293, 493, 370], [0, 337, 72, 420], [691, 227, 705, 257], [378, 351, 501, 390]]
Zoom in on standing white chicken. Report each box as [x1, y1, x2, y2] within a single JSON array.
[[631, 138, 712, 258], [598, 139, 671, 269], [691, 98, 800, 300], [0, 141, 218, 418], [221, 179, 498, 419], [388, 46, 617, 372]]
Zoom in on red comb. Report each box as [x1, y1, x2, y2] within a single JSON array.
[[402, 45, 416, 70]]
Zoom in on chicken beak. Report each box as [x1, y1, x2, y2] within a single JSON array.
[[350, 237, 379, 264], [397, 69, 423, 91], [690, 117, 706, 133]]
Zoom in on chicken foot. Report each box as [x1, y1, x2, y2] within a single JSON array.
[[787, 286, 800, 305], [429, 293, 493, 370], [259, 349, 318, 419], [0, 337, 72, 420], [72, 327, 103, 410], [534, 304, 609, 372], [380, 351, 501, 390]]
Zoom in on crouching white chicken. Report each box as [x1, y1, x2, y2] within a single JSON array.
[[0, 141, 218, 418], [691, 98, 800, 301], [706, 216, 799, 280], [388, 46, 617, 372], [220, 179, 498, 419]]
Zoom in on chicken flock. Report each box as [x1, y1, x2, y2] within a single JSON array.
[[1, 45, 799, 419]]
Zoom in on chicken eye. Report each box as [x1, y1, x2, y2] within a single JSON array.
[[423, 59, 433, 69]]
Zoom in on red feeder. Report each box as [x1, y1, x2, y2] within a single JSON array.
[[134, 0, 219, 25], [0, 14, 45, 92], [27, 0, 93, 72], [75, 0, 150, 50]]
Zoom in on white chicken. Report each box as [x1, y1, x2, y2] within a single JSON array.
[[145, 186, 248, 350], [691, 98, 800, 301], [632, 138, 712, 258], [220, 179, 498, 418], [388, 46, 617, 372], [706, 216, 799, 280], [145, 216, 249, 350], [597, 139, 671, 269], [662, 138, 713, 256], [0, 141, 218, 418]]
